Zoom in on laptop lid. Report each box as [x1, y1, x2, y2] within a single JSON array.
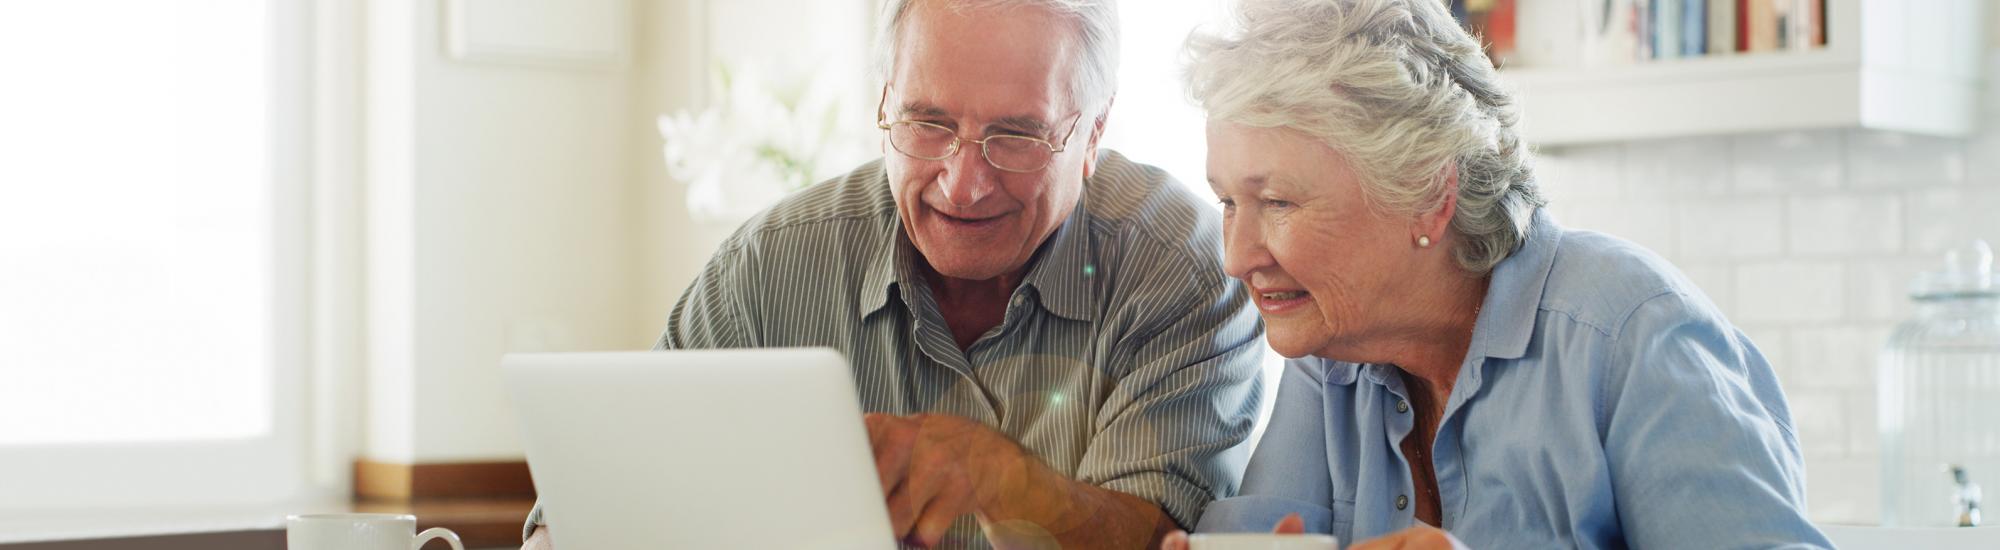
[[503, 349, 895, 550]]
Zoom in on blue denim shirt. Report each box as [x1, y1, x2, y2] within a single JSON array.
[[1196, 211, 1832, 549]]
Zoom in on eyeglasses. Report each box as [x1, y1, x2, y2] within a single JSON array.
[[876, 89, 1084, 173]]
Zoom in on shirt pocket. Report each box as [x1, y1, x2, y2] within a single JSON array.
[[1327, 498, 1356, 546]]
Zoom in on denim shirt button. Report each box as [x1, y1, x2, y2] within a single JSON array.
[[1396, 494, 1409, 510]]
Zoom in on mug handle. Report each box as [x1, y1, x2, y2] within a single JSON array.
[[413, 527, 465, 550]]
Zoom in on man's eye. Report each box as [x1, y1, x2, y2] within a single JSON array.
[[1263, 199, 1293, 209]]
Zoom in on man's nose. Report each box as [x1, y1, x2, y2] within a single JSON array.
[[938, 142, 998, 208]]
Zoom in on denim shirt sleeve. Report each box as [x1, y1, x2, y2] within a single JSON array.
[[1197, 358, 1341, 535], [1601, 292, 1833, 550]]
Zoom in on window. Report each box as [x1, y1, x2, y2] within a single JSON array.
[[1101, 0, 1289, 447], [1101, 0, 1234, 200], [0, 0, 312, 509]]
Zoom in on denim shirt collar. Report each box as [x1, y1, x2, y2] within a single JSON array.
[[1323, 208, 1561, 387], [1470, 208, 1562, 361]]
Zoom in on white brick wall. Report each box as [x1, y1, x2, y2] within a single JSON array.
[[1536, 114, 1998, 524], [1787, 195, 1901, 256], [1735, 261, 1848, 323]]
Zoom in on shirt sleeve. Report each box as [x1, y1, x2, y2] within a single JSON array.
[[654, 244, 758, 351], [1602, 292, 1834, 550], [1197, 357, 1339, 534], [1073, 274, 1265, 530]]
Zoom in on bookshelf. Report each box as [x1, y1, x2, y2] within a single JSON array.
[[1497, 0, 1986, 147]]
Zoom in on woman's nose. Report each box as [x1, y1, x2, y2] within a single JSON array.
[[1221, 214, 1273, 281]]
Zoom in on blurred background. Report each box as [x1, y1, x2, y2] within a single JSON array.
[[0, 0, 1994, 548]]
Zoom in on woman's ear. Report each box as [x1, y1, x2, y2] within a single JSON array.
[[1415, 163, 1460, 248]]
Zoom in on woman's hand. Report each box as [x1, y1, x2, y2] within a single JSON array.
[[1348, 525, 1465, 550], [1158, 513, 1305, 550], [1160, 520, 1464, 550]]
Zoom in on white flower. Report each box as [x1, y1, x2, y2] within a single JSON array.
[[659, 61, 875, 223]]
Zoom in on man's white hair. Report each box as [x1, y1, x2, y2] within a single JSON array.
[[1186, 0, 1545, 273], [874, 0, 1120, 119]]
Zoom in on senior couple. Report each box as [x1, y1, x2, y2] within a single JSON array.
[[524, 0, 1831, 548]]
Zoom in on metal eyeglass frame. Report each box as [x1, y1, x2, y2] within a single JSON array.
[[875, 88, 1085, 173]]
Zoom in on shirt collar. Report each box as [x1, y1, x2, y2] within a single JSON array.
[[859, 168, 907, 318], [1322, 208, 1560, 388], [857, 187, 1097, 323], [1320, 360, 1406, 389], [1467, 208, 1561, 361], [1017, 202, 1096, 322], [858, 226, 913, 319]]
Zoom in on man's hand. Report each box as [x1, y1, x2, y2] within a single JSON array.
[[865, 412, 1176, 548], [521, 525, 552, 550], [864, 413, 1027, 547]]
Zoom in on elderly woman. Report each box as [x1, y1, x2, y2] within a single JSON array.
[[1163, 0, 1834, 548]]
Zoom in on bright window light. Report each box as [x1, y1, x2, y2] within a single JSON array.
[[0, 1, 273, 444], [1102, 0, 1233, 199], [1104, 0, 1287, 446]]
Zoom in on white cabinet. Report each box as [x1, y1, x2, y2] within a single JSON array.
[[1500, 0, 1986, 146]]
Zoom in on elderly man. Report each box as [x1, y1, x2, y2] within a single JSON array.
[[521, 0, 1263, 548]]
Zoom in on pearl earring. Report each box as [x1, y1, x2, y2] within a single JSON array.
[[1417, 235, 1431, 248]]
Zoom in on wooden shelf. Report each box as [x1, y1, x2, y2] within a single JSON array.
[[1497, 0, 1985, 147]]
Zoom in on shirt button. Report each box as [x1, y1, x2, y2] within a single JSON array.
[[1395, 494, 1409, 510], [1011, 295, 1026, 307], [1396, 399, 1409, 413]]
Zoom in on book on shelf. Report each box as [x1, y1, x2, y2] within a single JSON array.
[[1683, 0, 1708, 56], [1708, 0, 1736, 55], [1655, 0, 1679, 60], [1451, 0, 1519, 67], [1475, 0, 1826, 69]]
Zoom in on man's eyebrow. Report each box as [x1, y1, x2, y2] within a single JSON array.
[[990, 115, 1051, 134], [893, 103, 1054, 134], [898, 103, 950, 119]]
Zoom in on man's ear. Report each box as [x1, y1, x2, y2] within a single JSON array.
[[1416, 162, 1460, 248], [1081, 94, 1114, 180]]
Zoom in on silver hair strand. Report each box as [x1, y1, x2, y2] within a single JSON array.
[[1186, 0, 1545, 272]]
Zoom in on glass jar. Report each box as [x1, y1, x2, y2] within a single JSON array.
[[1879, 241, 2000, 527]]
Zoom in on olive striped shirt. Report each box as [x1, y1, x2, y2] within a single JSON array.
[[529, 150, 1264, 548]]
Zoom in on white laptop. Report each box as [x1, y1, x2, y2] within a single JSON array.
[[502, 349, 897, 550]]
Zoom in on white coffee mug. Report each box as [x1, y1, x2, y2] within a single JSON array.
[[286, 513, 464, 550], [1187, 532, 1340, 550]]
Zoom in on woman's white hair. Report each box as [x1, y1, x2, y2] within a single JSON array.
[[875, 0, 1120, 118], [1186, 0, 1545, 273]]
